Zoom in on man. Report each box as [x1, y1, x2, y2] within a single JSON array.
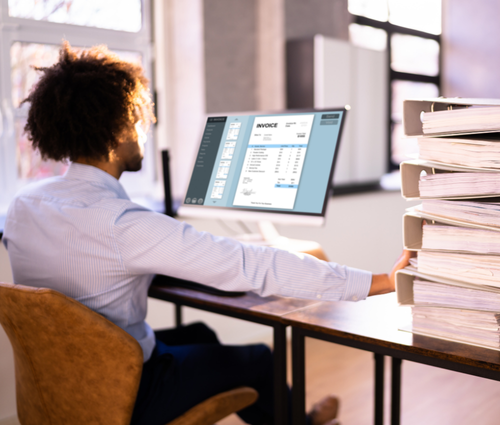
[[3, 43, 411, 425]]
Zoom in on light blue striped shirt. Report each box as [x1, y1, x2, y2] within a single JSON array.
[[3, 163, 371, 361]]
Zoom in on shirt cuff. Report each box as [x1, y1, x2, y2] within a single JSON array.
[[339, 267, 372, 302]]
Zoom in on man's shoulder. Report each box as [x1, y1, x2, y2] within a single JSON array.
[[13, 176, 126, 210], [16, 175, 63, 194]]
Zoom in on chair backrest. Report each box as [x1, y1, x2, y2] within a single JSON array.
[[0, 282, 143, 425]]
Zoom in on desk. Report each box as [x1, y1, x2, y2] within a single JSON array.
[[148, 238, 331, 425], [148, 281, 321, 425], [285, 293, 500, 425]]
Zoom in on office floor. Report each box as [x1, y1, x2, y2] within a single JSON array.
[[2, 336, 500, 425], [219, 337, 500, 425]]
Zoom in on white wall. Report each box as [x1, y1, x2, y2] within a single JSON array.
[[0, 190, 413, 421], [442, 0, 500, 98]]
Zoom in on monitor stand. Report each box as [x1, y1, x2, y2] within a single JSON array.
[[234, 220, 286, 246]]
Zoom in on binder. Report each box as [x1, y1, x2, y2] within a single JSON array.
[[395, 266, 500, 306], [403, 213, 425, 251], [395, 267, 418, 306], [402, 211, 500, 253], [402, 97, 500, 137], [400, 159, 499, 200], [398, 97, 500, 351]]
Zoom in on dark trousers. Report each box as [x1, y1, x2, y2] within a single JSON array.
[[131, 322, 277, 425]]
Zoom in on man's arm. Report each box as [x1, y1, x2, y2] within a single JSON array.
[[114, 207, 373, 301], [115, 205, 412, 302]]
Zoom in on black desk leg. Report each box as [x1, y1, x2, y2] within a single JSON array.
[[391, 357, 402, 425], [374, 353, 385, 425], [274, 323, 288, 425], [291, 327, 306, 425], [175, 304, 182, 327]]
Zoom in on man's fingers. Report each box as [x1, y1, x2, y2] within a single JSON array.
[[392, 250, 413, 275], [396, 249, 412, 265]]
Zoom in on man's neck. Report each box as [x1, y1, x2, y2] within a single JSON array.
[[75, 156, 123, 180]]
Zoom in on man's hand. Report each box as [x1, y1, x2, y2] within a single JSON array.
[[368, 250, 414, 296]]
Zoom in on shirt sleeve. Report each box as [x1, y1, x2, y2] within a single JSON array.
[[113, 205, 372, 302]]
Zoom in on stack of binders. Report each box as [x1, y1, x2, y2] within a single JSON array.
[[396, 97, 500, 350]]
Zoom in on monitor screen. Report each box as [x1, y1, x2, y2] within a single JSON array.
[[177, 108, 347, 226]]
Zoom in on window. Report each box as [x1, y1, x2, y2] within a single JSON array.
[[0, 0, 154, 212], [8, 0, 142, 32], [348, 0, 441, 171]]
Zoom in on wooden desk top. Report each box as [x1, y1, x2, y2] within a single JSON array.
[[150, 281, 500, 376], [283, 293, 500, 375], [148, 283, 321, 324]]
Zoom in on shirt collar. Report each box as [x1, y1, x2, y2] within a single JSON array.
[[64, 163, 130, 200]]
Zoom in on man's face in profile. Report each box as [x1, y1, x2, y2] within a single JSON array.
[[118, 121, 148, 173]]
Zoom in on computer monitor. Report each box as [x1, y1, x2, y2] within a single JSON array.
[[177, 107, 348, 227]]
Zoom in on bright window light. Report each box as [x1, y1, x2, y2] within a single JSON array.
[[349, 23, 387, 51], [391, 33, 440, 76], [388, 0, 442, 35], [348, 0, 388, 22], [349, 0, 442, 35], [9, 0, 142, 33]]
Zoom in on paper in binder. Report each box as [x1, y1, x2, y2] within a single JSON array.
[[415, 251, 500, 288], [418, 136, 500, 169], [396, 267, 500, 310], [400, 159, 500, 200], [411, 306, 500, 351], [414, 200, 500, 229], [403, 98, 500, 137], [396, 268, 500, 350], [422, 107, 500, 136], [420, 172, 500, 199]]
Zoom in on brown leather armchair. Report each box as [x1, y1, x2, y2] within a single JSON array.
[[0, 282, 258, 425]]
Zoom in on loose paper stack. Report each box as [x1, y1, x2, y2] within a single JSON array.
[[398, 98, 500, 350]]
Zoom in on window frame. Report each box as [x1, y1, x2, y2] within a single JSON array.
[[0, 0, 155, 212], [350, 14, 441, 172]]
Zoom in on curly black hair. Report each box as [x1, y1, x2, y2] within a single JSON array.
[[23, 41, 155, 162]]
